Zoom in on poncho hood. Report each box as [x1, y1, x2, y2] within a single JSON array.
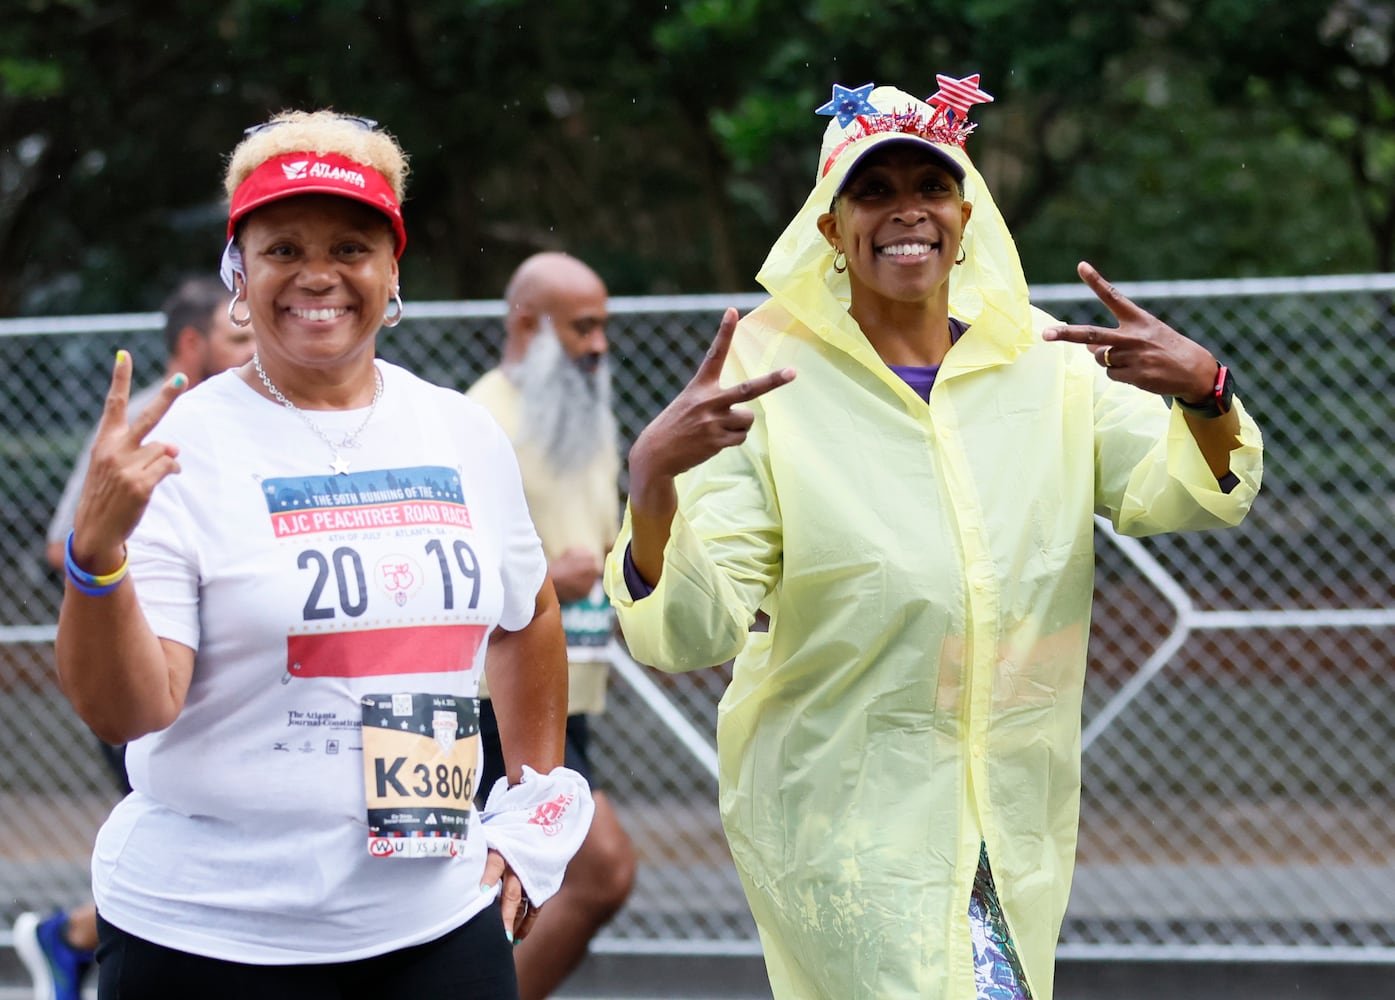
[[756, 83, 1035, 374]]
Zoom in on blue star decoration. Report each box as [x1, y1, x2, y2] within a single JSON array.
[[816, 82, 878, 127]]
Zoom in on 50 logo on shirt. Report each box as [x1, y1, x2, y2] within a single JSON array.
[[295, 540, 478, 620]]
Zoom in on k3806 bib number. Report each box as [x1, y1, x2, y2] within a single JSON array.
[[361, 693, 479, 859]]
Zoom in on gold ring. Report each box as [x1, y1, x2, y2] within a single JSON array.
[[1102, 345, 1113, 368]]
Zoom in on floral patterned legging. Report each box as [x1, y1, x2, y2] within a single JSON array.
[[969, 842, 1033, 1000]]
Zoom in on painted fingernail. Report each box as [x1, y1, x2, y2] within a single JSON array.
[[171, 373, 188, 389], [504, 929, 515, 945], [115, 350, 129, 366], [480, 882, 496, 895], [511, 936, 522, 948]]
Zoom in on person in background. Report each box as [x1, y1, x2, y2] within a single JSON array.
[[14, 273, 255, 1000], [605, 78, 1262, 999], [468, 252, 636, 999], [52, 109, 591, 999]]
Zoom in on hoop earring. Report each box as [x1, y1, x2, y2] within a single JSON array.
[[832, 249, 847, 274], [383, 289, 404, 328], [955, 245, 967, 266], [227, 292, 252, 328]]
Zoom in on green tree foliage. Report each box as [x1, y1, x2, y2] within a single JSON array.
[[1167, 0, 1395, 270], [0, 0, 1381, 314]]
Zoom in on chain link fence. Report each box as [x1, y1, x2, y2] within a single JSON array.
[[3, 277, 1394, 964]]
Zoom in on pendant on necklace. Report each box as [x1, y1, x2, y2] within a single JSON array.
[[331, 452, 351, 476]]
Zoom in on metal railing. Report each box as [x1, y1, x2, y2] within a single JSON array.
[[4, 277, 1394, 963]]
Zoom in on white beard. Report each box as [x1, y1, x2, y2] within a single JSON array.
[[510, 321, 615, 474]]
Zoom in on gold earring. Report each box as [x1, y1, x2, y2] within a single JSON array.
[[833, 248, 847, 274]]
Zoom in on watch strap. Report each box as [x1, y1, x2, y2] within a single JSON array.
[[1174, 362, 1233, 419]]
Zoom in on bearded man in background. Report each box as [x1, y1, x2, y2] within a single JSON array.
[[468, 252, 636, 1000]]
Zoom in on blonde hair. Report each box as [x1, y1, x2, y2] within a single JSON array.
[[224, 110, 409, 203]]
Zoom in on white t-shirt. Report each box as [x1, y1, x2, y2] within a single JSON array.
[[91, 361, 547, 964]]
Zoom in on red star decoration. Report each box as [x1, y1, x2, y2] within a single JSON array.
[[928, 74, 994, 120]]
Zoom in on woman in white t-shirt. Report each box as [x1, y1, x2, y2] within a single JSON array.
[[54, 111, 592, 999]]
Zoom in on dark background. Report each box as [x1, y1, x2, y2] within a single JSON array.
[[0, 0, 1388, 316]]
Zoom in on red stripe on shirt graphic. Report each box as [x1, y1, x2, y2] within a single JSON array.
[[286, 624, 486, 679]]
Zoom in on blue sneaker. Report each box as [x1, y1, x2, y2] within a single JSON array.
[[13, 910, 94, 1000]]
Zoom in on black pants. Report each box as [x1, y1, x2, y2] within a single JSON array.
[[475, 699, 592, 805], [95, 903, 518, 1000]]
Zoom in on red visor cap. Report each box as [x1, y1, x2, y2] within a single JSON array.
[[227, 151, 406, 258]]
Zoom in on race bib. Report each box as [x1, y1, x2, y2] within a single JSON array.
[[361, 692, 479, 859], [561, 579, 613, 652]]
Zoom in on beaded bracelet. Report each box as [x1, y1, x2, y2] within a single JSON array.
[[64, 531, 129, 596]]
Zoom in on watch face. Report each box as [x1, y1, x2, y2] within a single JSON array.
[[1218, 366, 1235, 413]]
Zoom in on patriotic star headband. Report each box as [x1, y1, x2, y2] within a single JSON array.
[[815, 75, 994, 188]]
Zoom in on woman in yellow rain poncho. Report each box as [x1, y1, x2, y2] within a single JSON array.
[[603, 77, 1262, 1000]]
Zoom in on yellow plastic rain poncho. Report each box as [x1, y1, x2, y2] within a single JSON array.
[[604, 84, 1262, 999]]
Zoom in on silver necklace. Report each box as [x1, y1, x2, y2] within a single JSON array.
[[253, 353, 383, 475]]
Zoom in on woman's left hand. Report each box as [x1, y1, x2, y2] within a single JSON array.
[[482, 848, 538, 944], [1042, 261, 1218, 403]]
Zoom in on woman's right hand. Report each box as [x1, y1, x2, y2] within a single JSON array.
[[629, 307, 795, 488], [69, 351, 188, 573], [625, 308, 794, 587]]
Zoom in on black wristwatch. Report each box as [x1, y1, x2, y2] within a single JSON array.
[[1174, 363, 1235, 419]]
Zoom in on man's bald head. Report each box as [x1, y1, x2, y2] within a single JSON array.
[[503, 252, 609, 368]]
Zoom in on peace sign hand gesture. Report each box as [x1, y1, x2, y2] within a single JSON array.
[[1042, 261, 1218, 403], [626, 307, 796, 587], [69, 351, 188, 573], [631, 307, 796, 482]]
